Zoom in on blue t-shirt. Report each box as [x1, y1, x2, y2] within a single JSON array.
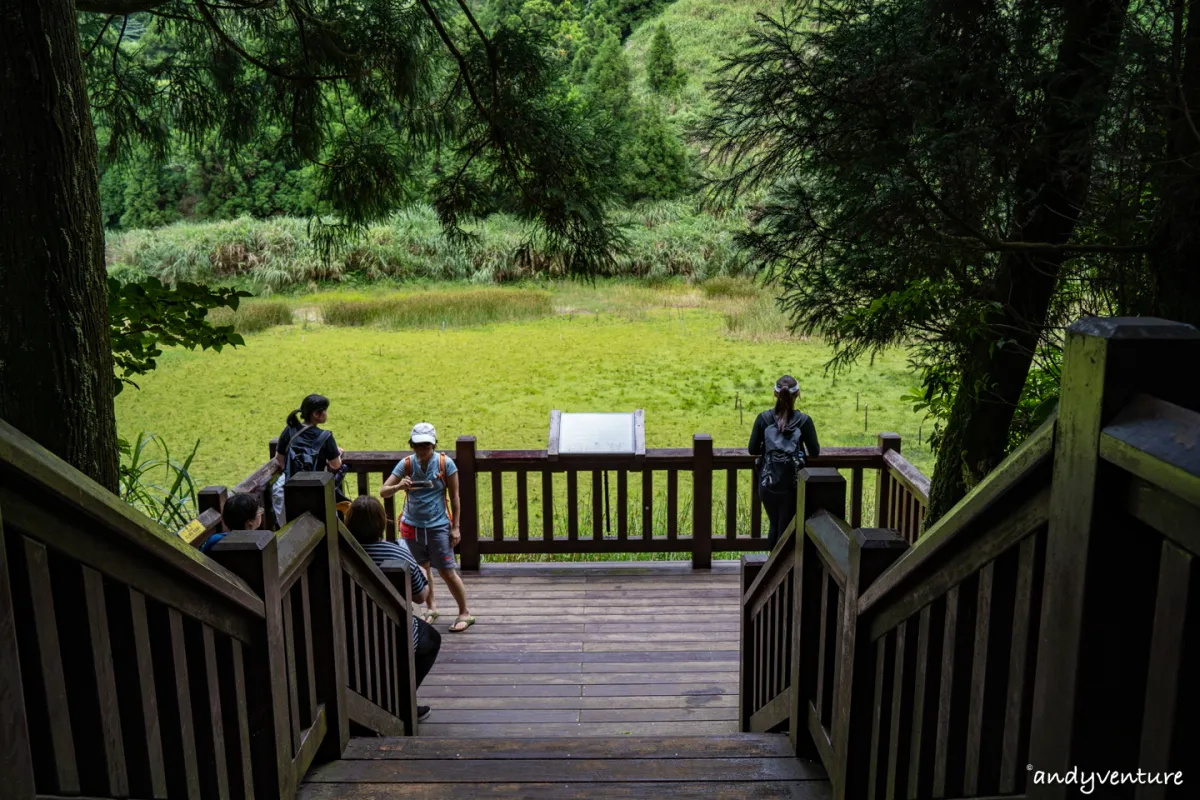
[[392, 453, 457, 527]]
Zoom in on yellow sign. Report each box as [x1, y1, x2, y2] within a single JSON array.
[[179, 519, 206, 544]]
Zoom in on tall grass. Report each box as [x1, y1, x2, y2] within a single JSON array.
[[208, 299, 294, 333], [105, 202, 751, 292], [702, 275, 759, 299], [722, 294, 803, 341], [321, 288, 553, 329]]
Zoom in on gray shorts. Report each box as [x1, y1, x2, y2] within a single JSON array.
[[402, 523, 457, 571]]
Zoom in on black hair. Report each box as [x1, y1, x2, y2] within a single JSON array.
[[346, 496, 387, 545], [287, 394, 330, 429], [774, 375, 799, 426], [223, 492, 262, 531]]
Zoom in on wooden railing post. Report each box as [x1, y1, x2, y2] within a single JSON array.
[[789, 468, 847, 756], [198, 485, 227, 516], [283, 473, 349, 761], [456, 436, 480, 572], [208, 531, 293, 800], [798, 467, 847, 523], [835, 528, 908, 800], [874, 434, 901, 528], [739, 553, 769, 730], [1027, 317, 1200, 799], [693, 434, 714, 569]]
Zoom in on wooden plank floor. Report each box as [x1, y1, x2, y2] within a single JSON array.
[[416, 561, 743, 737], [301, 734, 832, 798]]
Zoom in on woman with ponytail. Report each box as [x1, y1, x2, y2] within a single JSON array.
[[748, 376, 820, 549], [271, 394, 344, 522]]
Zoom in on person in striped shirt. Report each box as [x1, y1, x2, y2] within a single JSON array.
[[345, 495, 440, 722]]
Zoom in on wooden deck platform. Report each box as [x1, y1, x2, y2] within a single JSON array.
[[416, 561, 743, 737]]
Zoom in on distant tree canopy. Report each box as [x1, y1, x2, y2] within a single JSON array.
[[646, 22, 686, 94], [702, 0, 1200, 519], [94, 0, 694, 230]]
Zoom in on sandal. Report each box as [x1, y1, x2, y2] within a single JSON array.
[[421, 609, 440, 624], [449, 614, 475, 633]]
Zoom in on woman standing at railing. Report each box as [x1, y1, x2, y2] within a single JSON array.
[[749, 375, 820, 549], [271, 393, 345, 523]]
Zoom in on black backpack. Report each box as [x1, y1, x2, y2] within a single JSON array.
[[284, 427, 332, 479], [758, 411, 809, 495]]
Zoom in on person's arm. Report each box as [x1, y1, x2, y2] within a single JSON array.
[[800, 416, 820, 457], [275, 428, 290, 469], [380, 473, 412, 499], [323, 432, 343, 471], [446, 471, 461, 546], [748, 412, 767, 455]]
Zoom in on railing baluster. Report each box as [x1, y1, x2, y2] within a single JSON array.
[[908, 605, 932, 800], [231, 641, 254, 800], [300, 573, 318, 725], [201, 625, 230, 800], [282, 590, 302, 752], [933, 586, 960, 798], [868, 637, 889, 800], [851, 467, 864, 528], [617, 471, 628, 543], [381, 471, 396, 541], [816, 569, 830, 726], [726, 468, 738, 541], [491, 471, 504, 542], [83, 566, 129, 796], [964, 563, 994, 795], [169, 608, 202, 800], [887, 621, 909, 800], [567, 471, 579, 542], [592, 470, 603, 540], [1000, 535, 1037, 794], [542, 470, 554, 542], [24, 537, 79, 793], [642, 470, 653, 539], [348, 583, 360, 693], [129, 589, 168, 798], [667, 469, 679, 542], [356, 471, 368, 498], [517, 471, 529, 543], [751, 463, 763, 539], [1135, 539, 1191, 800]]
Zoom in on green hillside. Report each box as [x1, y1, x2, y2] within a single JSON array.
[[626, 0, 776, 124]]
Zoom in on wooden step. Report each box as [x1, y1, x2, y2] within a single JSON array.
[[299, 735, 831, 799]]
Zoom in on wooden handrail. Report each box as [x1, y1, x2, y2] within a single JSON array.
[[805, 510, 851, 588], [856, 417, 1055, 615], [236, 458, 281, 493], [276, 513, 327, 592], [0, 419, 264, 620], [1099, 393, 1200, 507], [741, 518, 796, 602], [336, 522, 410, 614], [881, 448, 930, 501]]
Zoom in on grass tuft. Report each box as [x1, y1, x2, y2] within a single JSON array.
[[320, 288, 553, 329], [208, 300, 294, 334], [701, 275, 759, 299]]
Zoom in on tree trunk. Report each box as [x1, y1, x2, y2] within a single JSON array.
[[926, 0, 1130, 522], [1150, 0, 1200, 327], [1, 0, 119, 491]]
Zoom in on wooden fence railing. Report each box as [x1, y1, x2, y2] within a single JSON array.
[[742, 316, 1198, 800], [0, 425, 417, 800], [223, 434, 928, 570]]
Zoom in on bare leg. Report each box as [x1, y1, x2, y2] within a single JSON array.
[[439, 568, 472, 627], [422, 562, 438, 616]]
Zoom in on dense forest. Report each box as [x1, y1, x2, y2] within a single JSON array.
[[95, 0, 707, 230]]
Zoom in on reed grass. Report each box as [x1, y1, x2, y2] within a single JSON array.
[[207, 299, 294, 333], [320, 288, 553, 329]]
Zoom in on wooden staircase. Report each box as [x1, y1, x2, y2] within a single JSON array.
[[299, 733, 830, 799]]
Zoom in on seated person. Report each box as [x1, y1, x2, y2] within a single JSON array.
[[345, 495, 438, 721], [200, 492, 263, 554]]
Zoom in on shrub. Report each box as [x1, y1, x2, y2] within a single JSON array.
[[321, 289, 553, 329], [207, 300, 294, 333], [701, 275, 758, 299]]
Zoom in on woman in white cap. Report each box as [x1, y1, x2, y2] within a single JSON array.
[[380, 422, 475, 632]]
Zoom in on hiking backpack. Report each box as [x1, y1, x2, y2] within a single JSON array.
[[758, 411, 809, 495], [400, 453, 453, 521], [271, 426, 333, 524]]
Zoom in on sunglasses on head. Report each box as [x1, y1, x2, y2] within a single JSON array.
[[775, 383, 800, 395]]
